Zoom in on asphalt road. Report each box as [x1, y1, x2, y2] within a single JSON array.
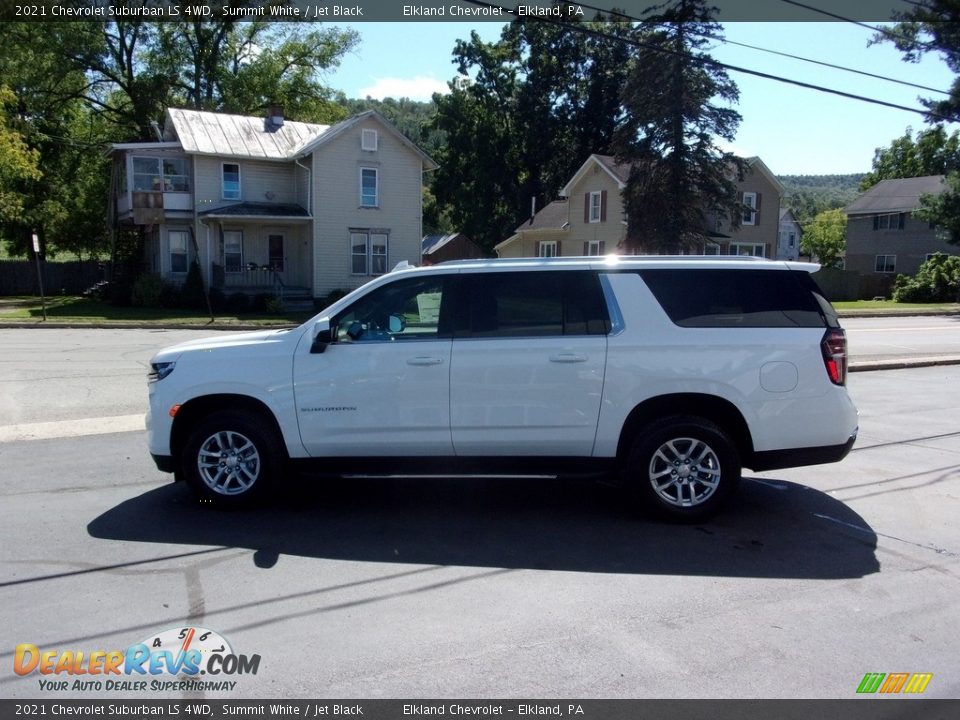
[[0, 324, 958, 700]]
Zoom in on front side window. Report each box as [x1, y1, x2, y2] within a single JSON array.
[[875, 254, 896, 273], [729, 243, 766, 258], [589, 191, 602, 223], [360, 168, 378, 207], [351, 230, 389, 275], [335, 276, 446, 343], [223, 230, 243, 272], [742, 192, 758, 225], [169, 230, 189, 273], [222, 163, 241, 200], [133, 156, 190, 192]]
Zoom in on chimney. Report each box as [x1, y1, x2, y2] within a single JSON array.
[[267, 106, 284, 129]]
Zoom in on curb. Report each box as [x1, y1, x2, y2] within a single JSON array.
[[849, 356, 960, 372]]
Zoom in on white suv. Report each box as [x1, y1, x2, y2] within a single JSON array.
[[147, 257, 858, 521]]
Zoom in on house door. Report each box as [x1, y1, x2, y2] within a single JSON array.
[[268, 233, 285, 272]]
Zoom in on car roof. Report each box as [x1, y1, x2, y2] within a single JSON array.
[[425, 256, 820, 273]]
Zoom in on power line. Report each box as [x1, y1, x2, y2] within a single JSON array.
[[571, 0, 949, 96], [457, 0, 950, 123]]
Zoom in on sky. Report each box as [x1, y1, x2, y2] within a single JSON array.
[[322, 20, 957, 177]]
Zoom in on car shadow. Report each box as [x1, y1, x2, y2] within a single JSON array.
[[87, 473, 879, 579]]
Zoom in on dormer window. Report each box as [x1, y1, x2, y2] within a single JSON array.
[[362, 129, 378, 152]]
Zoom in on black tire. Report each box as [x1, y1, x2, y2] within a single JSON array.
[[625, 416, 740, 522], [181, 409, 283, 508]]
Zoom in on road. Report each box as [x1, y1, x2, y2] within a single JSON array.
[[844, 314, 960, 363], [0, 324, 958, 699]]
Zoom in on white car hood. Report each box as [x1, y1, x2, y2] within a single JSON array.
[[152, 328, 294, 362]]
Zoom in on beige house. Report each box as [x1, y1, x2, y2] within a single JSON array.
[[109, 108, 437, 301], [495, 154, 784, 258]]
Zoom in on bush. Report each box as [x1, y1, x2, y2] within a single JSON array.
[[130, 274, 165, 307], [892, 254, 960, 302], [180, 261, 207, 310], [225, 292, 249, 313], [265, 296, 285, 314]]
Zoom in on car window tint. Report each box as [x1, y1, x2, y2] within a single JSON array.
[[638, 269, 826, 328]]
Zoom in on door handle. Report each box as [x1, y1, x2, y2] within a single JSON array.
[[407, 356, 444, 366], [549, 353, 587, 363]]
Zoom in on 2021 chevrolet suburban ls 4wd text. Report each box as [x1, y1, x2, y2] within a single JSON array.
[[146, 257, 858, 521]]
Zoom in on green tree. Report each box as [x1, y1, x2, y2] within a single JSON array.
[[860, 126, 960, 190], [614, 0, 744, 253], [915, 173, 960, 244], [0, 86, 42, 227], [801, 209, 847, 268], [431, 10, 634, 252]]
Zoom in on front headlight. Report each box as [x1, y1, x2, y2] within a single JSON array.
[[148, 361, 176, 383]]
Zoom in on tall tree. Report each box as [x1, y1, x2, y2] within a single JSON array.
[[0, 86, 42, 227], [878, 0, 960, 244], [860, 126, 960, 190], [614, 0, 744, 253], [431, 10, 634, 252]]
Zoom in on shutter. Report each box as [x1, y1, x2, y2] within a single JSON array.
[[755, 193, 761, 221], [898, 213, 906, 230], [599, 241, 606, 255], [535, 241, 541, 257], [873, 215, 879, 231], [584, 193, 589, 223], [556, 241, 562, 256], [583, 241, 589, 256], [600, 190, 607, 222]]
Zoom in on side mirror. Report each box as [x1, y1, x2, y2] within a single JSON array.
[[310, 319, 333, 354]]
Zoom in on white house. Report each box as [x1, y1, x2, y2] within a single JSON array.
[[109, 107, 437, 301]]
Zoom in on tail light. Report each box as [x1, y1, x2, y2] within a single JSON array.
[[821, 328, 847, 386]]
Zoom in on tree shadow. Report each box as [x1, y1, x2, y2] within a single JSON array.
[[87, 473, 879, 580]]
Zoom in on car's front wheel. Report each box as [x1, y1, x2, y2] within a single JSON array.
[[181, 410, 283, 507], [625, 416, 740, 522]]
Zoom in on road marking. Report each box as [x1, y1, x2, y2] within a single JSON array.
[[0, 414, 145, 443], [848, 326, 959, 333]]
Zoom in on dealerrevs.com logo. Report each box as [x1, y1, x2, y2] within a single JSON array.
[[14, 626, 260, 693], [857, 672, 933, 695]]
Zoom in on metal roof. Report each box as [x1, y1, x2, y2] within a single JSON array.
[[165, 108, 329, 160]]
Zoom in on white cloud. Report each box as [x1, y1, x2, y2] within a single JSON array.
[[357, 76, 450, 102]]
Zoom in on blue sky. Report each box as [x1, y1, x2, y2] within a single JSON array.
[[325, 21, 957, 176]]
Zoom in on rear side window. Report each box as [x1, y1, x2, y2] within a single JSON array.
[[455, 271, 610, 338], [638, 269, 828, 328]]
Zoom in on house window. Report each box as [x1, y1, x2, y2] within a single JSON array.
[[223, 230, 243, 272], [729, 243, 765, 258], [351, 230, 389, 275], [360, 168, 378, 208], [132, 156, 189, 192], [538, 241, 558, 258], [875, 254, 896, 273], [361, 129, 378, 152], [704, 243, 721, 256], [589, 192, 602, 223], [222, 163, 241, 200], [742, 192, 758, 226], [169, 230, 189, 273], [788, 232, 796, 248], [584, 240, 606, 256], [873, 213, 906, 230]]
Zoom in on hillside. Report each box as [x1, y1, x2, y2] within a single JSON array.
[[779, 174, 865, 223]]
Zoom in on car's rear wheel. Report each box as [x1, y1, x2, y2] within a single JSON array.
[[181, 410, 282, 507], [625, 416, 740, 522]]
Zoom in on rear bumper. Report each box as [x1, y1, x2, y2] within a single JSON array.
[[748, 431, 857, 472]]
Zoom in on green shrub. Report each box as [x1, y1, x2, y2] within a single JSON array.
[[225, 292, 249, 313], [130, 274, 165, 307], [180, 261, 207, 310], [265, 296, 285, 314], [892, 254, 960, 302]]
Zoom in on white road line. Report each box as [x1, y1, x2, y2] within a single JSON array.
[[0, 414, 145, 443]]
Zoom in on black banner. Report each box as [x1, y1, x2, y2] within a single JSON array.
[[0, 0, 930, 23]]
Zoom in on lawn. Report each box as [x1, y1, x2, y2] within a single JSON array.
[[0, 295, 313, 326], [832, 300, 960, 315]]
